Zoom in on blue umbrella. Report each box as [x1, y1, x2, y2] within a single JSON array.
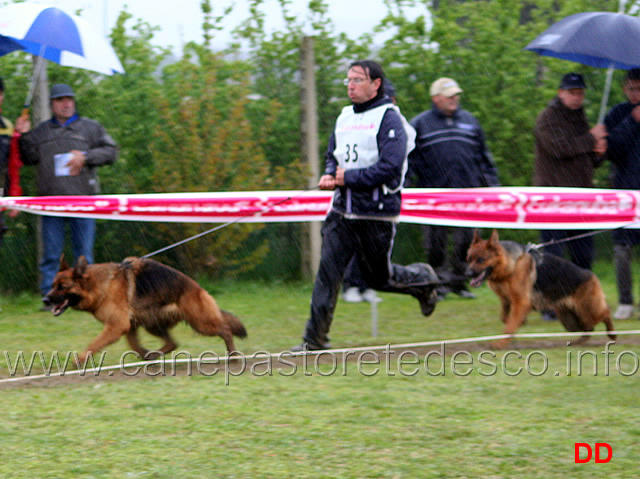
[[0, 34, 25, 56], [525, 11, 640, 70], [0, 2, 124, 75], [0, 2, 124, 118], [525, 11, 640, 122]]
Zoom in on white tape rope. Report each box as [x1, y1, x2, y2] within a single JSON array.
[[1, 329, 638, 385]]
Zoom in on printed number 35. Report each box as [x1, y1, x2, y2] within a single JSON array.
[[345, 144, 358, 162]]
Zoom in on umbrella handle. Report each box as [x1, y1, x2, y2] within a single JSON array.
[[23, 47, 47, 116]]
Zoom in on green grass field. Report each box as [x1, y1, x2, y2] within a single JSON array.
[[1, 262, 638, 478]]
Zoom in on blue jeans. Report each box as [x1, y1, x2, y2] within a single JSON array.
[[40, 216, 96, 296]]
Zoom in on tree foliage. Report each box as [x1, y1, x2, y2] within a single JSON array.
[[0, 0, 638, 291]]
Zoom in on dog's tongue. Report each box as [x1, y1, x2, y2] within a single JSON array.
[[52, 300, 69, 316], [470, 272, 486, 288]]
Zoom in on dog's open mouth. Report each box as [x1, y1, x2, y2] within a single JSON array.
[[470, 268, 491, 288], [52, 300, 70, 316]]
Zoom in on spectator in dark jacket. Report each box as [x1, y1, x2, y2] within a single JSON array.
[[604, 68, 640, 320], [19, 83, 118, 303], [292, 61, 439, 351], [533, 72, 607, 321], [533, 73, 607, 272], [407, 77, 499, 300]]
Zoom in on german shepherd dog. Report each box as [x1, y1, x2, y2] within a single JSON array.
[[43, 255, 247, 362], [466, 230, 615, 348]]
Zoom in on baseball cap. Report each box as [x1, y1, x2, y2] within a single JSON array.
[[50, 83, 75, 99], [430, 77, 463, 97], [559, 73, 586, 90]]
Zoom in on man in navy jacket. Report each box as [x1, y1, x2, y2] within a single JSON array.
[[408, 77, 499, 300]]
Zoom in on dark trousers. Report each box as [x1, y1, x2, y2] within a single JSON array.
[[343, 257, 368, 292], [540, 229, 593, 270], [615, 244, 634, 305], [303, 211, 433, 347], [422, 225, 472, 292]]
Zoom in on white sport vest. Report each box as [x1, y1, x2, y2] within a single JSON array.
[[333, 103, 416, 193]]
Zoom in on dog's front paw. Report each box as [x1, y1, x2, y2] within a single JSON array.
[[491, 338, 511, 350]]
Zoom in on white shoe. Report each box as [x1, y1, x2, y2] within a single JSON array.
[[613, 304, 634, 320], [361, 288, 382, 303], [343, 287, 364, 303]]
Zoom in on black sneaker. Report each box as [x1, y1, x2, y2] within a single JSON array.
[[412, 287, 438, 316]]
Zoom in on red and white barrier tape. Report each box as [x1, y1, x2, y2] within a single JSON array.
[[2, 187, 640, 229]]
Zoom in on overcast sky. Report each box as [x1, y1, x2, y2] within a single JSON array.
[[33, 0, 430, 53]]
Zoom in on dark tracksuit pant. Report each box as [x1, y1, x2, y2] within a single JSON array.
[[303, 211, 435, 347], [422, 225, 473, 293]]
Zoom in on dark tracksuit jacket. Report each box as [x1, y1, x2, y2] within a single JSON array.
[[303, 94, 437, 347], [407, 105, 499, 189], [605, 101, 640, 245]]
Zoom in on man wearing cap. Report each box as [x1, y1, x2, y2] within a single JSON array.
[[533, 73, 607, 272], [604, 69, 640, 319], [407, 77, 499, 300], [19, 83, 117, 305]]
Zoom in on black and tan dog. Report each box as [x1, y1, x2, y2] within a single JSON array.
[[466, 229, 615, 348], [43, 255, 247, 362]]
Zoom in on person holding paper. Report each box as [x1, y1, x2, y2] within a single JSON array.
[[19, 83, 117, 304]]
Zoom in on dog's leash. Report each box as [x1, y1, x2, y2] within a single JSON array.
[[142, 186, 321, 259], [526, 221, 640, 252], [140, 187, 460, 288]]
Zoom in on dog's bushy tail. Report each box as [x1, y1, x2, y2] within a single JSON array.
[[222, 310, 247, 338]]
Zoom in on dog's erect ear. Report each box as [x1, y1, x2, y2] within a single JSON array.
[[73, 256, 89, 278], [472, 228, 482, 244], [59, 254, 70, 271], [489, 229, 500, 246]]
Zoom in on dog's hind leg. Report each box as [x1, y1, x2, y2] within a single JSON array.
[[125, 327, 151, 359], [143, 324, 178, 359], [603, 314, 617, 341], [180, 290, 241, 354], [556, 308, 591, 345]]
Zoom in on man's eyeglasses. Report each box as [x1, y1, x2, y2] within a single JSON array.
[[343, 77, 369, 86]]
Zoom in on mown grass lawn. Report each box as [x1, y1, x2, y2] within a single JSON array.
[[0, 260, 638, 478]]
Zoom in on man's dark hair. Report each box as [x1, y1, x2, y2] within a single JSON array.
[[349, 60, 385, 96], [626, 68, 640, 83], [0, 77, 4, 92]]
